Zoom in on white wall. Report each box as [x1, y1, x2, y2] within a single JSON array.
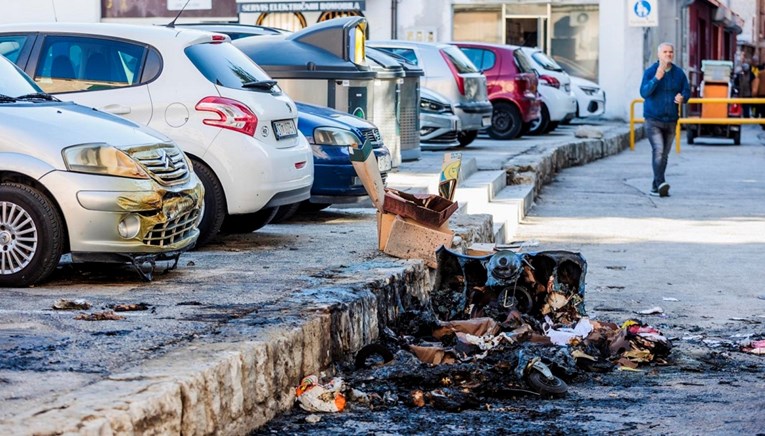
[[392, 0, 453, 42], [599, 0, 645, 121], [0, 0, 100, 24], [730, 0, 756, 44], [366, 0, 392, 40]]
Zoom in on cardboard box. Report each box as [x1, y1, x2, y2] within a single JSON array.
[[382, 189, 459, 227], [377, 212, 453, 268]]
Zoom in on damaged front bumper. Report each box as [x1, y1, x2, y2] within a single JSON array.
[[40, 169, 204, 259]]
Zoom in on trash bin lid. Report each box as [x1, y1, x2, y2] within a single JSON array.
[[366, 47, 406, 79], [235, 36, 375, 80], [233, 17, 376, 80], [368, 47, 425, 78]]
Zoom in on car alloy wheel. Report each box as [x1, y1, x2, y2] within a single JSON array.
[[0, 183, 64, 287]]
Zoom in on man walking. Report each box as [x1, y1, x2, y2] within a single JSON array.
[[640, 42, 691, 197]]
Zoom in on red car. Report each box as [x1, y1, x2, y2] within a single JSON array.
[[455, 42, 541, 139]]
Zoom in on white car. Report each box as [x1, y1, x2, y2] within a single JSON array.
[[0, 23, 313, 246], [419, 87, 461, 148], [519, 47, 577, 134], [570, 76, 606, 119], [0, 55, 203, 286]]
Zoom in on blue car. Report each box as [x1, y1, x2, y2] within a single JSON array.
[[271, 102, 392, 221]]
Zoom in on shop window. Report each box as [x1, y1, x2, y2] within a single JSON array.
[[256, 12, 307, 32], [453, 10, 502, 43], [318, 11, 363, 22]]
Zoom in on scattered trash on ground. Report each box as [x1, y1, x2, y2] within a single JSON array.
[[304, 414, 321, 424], [110, 303, 150, 312], [319, 247, 673, 413], [52, 299, 91, 310], [74, 311, 125, 321], [636, 306, 664, 315], [741, 339, 765, 355], [295, 375, 346, 413]]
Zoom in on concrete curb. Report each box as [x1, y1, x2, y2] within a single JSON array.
[[1, 125, 640, 435]]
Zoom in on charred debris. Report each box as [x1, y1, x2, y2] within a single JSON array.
[[338, 246, 672, 412]]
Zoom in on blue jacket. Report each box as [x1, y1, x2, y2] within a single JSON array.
[[640, 62, 691, 122]]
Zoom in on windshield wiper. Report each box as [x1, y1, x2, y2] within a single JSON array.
[[242, 80, 277, 90], [0, 94, 17, 102], [16, 92, 59, 101]]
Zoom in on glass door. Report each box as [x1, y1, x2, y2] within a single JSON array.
[[505, 17, 548, 50]]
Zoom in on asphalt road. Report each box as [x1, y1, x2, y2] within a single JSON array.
[[3, 121, 763, 435], [257, 125, 765, 435]]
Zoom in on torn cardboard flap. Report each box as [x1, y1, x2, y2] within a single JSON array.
[[378, 212, 453, 268], [349, 140, 385, 211]]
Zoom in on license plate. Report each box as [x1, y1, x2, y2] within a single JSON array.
[[377, 153, 392, 172], [481, 116, 492, 127], [272, 119, 297, 140]]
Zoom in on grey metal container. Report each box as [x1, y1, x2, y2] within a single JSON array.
[[396, 58, 424, 162], [366, 48, 405, 167]]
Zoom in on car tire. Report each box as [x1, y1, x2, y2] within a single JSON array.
[[529, 104, 550, 135], [300, 201, 332, 212], [545, 121, 559, 133], [457, 130, 478, 147], [0, 183, 64, 287], [488, 102, 523, 140], [220, 207, 277, 234], [733, 129, 741, 145], [686, 126, 696, 145], [269, 202, 301, 224], [191, 160, 226, 247], [527, 371, 568, 397]]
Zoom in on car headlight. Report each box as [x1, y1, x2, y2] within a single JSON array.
[[62, 144, 149, 179], [312, 127, 361, 147], [580, 86, 599, 96], [420, 97, 451, 113]]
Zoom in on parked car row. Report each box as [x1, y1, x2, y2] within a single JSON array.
[[0, 17, 605, 287]]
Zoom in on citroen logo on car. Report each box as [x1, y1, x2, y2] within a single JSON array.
[[157, 150, 175, 170]]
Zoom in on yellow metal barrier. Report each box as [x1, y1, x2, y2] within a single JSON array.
[[629, 98, 644, 150], [629, 97, 765, 153]]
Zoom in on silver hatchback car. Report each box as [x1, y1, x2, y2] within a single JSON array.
[[368, 40, 492, 147], [0, 56, 203, 287]]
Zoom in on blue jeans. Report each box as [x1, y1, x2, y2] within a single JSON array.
[[644, 119, 675, 191]]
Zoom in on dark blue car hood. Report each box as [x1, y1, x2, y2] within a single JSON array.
[[296, 102, 378, 132]]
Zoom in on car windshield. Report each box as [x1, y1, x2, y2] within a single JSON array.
[[531, 51, 564, 72], [440, 45, 479, 74], [0, 56, 43, 98], [185, 41, 278, 92]]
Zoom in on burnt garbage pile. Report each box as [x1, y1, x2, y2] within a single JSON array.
[[345, 247, 672, 411]]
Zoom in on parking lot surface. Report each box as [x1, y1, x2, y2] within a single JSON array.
[[0, 121, 633, 434]]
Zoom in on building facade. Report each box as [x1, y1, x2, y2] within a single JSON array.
[[1, 0, 752, 121]]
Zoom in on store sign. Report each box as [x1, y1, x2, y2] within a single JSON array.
[[628, 0, 658, 27], [237, 1, 365, 13], [167, 0, 212, 10]]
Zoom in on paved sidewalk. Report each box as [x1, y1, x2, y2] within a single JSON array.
[[0, 121, 635, 435]]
